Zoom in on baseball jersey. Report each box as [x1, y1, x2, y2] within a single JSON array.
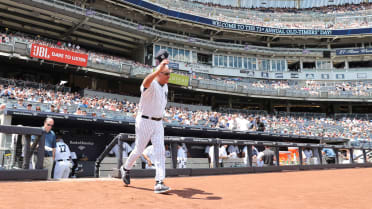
[[70, 152, 77, 160], [177, 147, 187, 159], [110, 142, 132, 158], [242, 146, 249, 164], [138, 80, 168, 118], [204, 145, 210, 154], [165, 150, 171, 158], [219, 146, 228, 163], [228, 145, 240, 158], [55, 141, 71, 161], [209, 146, 228, 163], [303, 149, 313, 158]]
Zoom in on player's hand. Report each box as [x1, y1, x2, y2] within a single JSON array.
[[160, 59, 169, 66], [148, 161, 153, 167]]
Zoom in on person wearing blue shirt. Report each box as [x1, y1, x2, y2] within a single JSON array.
[[322, 148, 336, 164], [32, 118, 56, 179]]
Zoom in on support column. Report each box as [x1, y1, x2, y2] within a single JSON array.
[[117, 137, 123, 169], [299, 147, 304, 165], [91, 77, 97, 90], [214, 145, 219, 168], [22, 135, 31, 169], [247, 145, 253, 167], [362, 149, 367, 164], [170, 142, 178, 169], [211, 96, 216, 108], [275, 147, 280, 166], [286, 103, 291, 113], [318, 148, 323, 165], [228, 96, 233, 108], [267, 100, 274, 114], [334, 149, 339, 165], [0, 114, 12, 148], [348, 103, 352, 114], [349, 149, 354, 164]]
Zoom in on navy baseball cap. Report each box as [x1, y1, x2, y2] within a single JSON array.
[[155, 50, 169, 63]]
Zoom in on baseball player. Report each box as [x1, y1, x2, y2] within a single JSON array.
[[256, 151, 264, 167], [142, 145, 156, 169], [165, 144, 171, 158], [110, 142, 132, 158], [120, 50, 171, 194], [177, 144, 187, 168], [228, 145, 240, 158], [54, 137, 72, 179], [208, 145, 229, 168]]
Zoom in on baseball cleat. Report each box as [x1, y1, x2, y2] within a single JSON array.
[[120, 166, 130, 186], [154, 181, 171, 194]]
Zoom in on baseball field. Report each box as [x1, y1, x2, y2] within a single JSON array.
[[1, 168, 371, 209]]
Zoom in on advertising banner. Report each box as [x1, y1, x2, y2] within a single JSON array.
[[30, 44, 88, 67], [336, 48, 372, 55], [169, 73, 189, 86]]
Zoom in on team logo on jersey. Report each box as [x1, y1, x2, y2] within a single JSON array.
[[78, 145, 86, 151]]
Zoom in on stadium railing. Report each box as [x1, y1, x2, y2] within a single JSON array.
[[95, 133, 372, 178], [0, 124, 48, 180], [191, 79, 372, 99]]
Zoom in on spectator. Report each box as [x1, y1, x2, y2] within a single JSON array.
[[35, 106, 41, 112], [16, 99, 26, 109], [74, 108, 83, 115], [256, 117, 265, 132], [26, 103, 32, 111], [31, 118, 56, 179], [60, 106, 68, 114]]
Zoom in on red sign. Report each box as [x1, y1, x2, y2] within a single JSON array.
[[30, 44, 88, 67]]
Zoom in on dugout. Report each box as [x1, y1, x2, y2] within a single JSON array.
[[1, 109, 347, 177]]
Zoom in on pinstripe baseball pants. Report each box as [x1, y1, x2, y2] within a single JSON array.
[[124, 117, 165, 181]]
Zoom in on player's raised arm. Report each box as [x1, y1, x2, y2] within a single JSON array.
[[142, 49, 170, 88], [142, 59, 169, 88]]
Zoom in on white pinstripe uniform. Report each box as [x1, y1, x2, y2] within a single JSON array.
[[54, 141, 72, 179], [124, 79, 168, 182]]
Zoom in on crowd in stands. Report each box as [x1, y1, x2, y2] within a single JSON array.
[[0, 79, 371, 142], [154, 0, 372, 29], [185, 0, 372, 14], [2, 29, 372, 98]]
